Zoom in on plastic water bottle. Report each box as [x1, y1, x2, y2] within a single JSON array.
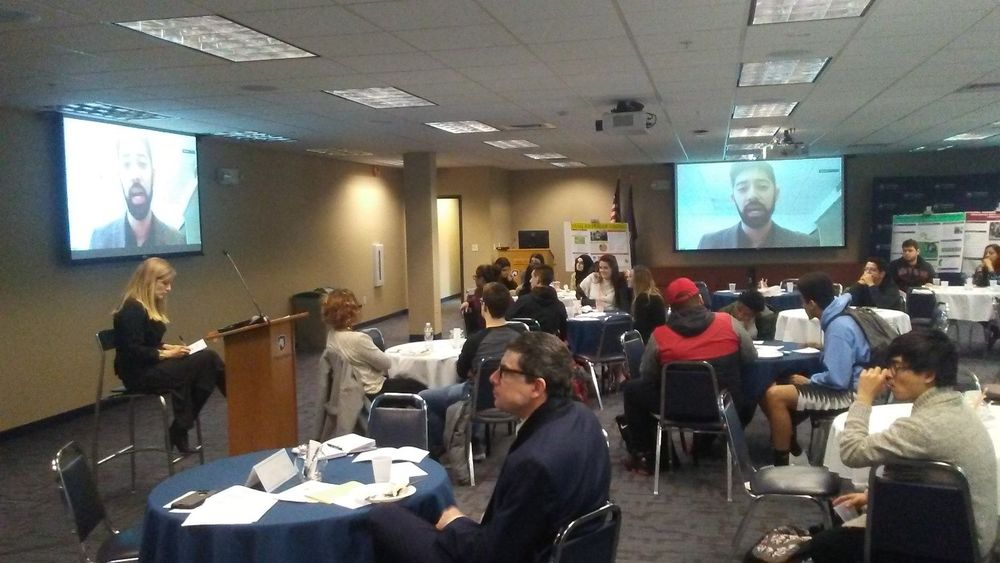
[[934, 302, 950, 332], [423, 322, 434, 351]]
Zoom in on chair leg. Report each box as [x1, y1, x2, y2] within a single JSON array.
[[726, 443, 733, 503], [732, 497, 763, 556], [467, 433, 476, 487], [653, 425, 663, 495], [586, 363, 604, 410], [92, 399, 102, 487], [194, 417, 205, 466], [128, 398, 138, 492], [158, 395, 174, 475]]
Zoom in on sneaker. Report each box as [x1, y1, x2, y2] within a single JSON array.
[[623, 451, 654, 476]]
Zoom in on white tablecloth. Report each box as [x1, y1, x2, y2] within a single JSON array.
[[557, 291, 580, 317], [386, 339, 463, 389], [927, 285, 1000, 323], [774, 308, 912, 345], [822, 402, 1000, 513]]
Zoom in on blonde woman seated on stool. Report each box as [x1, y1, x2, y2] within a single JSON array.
[[322, 289, 426, 398]]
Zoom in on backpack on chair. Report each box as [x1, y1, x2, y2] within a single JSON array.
[[442, 398, 472, 485], [839, 307, 898, 368]]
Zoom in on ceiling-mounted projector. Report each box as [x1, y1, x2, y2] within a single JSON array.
[[595, 100, 656, 135], [762, 128, 807, 158]]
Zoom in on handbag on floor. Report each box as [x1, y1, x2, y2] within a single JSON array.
[[744, 525, 812, 563]]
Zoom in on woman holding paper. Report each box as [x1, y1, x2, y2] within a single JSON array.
[[113, 257, 226, 454]]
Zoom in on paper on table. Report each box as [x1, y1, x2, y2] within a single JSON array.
[[186, 339, 207, 354], [389, 461, 428, 484], [306, 481, 364, 505], [754, 345, 784, 351], [793, 347, 821, 354], [276, 480, 330, 503], [354, 446, 429, 464], [181, 485, 277, 526], [324, 433, 376, 454]]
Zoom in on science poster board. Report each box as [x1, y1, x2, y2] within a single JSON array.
[[563, 222, 631, 273], [890, 212, 966, 273], [962, 212, 1000, 275]]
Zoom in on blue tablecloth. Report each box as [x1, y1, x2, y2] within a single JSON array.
[[741, 341, 824, 404], [712, 290, 802, 312], [141, 450, 455, 563], [566, 312, 632, 355]]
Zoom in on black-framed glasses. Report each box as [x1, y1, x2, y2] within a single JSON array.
[[497, 364, 533, 380], [888, 361, 911, 374]]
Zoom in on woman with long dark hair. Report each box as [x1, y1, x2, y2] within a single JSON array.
[[579, 254, 629, 310], [972, 244, 1000, 287], [460, 264, 500, 333], [571, 255, 595, 298]]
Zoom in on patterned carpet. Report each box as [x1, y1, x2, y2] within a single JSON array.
[[2, 299, 996, 562]]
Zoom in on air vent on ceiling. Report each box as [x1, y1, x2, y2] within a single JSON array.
[[500, 123, 557, 131], [955, 82, 1000, 93]]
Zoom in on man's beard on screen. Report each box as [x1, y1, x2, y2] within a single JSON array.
[[737, 199, 774, 230], [124, 182, 152, 221]]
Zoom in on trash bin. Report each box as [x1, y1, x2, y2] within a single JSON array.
[[290, 288, 332, 353]]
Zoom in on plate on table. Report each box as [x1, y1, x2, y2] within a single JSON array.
[[357, 483, 416, 504], [792, 347, 821, 355], [755, 348, 783, 359]]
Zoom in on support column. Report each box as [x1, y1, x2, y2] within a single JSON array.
[[403, 152, 442, 340]]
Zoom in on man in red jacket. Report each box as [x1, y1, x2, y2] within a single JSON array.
[[621, 277, 756, 473]]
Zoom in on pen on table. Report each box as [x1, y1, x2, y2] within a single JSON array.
[[178, 335, 187, 345]]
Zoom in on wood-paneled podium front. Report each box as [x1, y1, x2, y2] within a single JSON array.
[[214, 313, 307, 455]]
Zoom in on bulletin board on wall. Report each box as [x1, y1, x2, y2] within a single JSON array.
[[562, 221, 631, 273], [963, 212, 1000, 275], [890, 212, 966, 273]]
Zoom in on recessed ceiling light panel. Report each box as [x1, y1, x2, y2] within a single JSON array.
[[213, 130, 295, 142], [551, 161, 586, 168], [425, 121, 498, 134], [324, 87, 435, 109], [944, 132, 998, 141], [307, 147, 375, 157], [739, 58, 829, 86], [117, 15, 316, 62], [727, 143, 769, 151], [733, 102, 798, 118], [47, 102, 171, 121], [730, 126, 780, 138], [524, 152, 567, 160], [751, 0, 873, 24], [483, 139, 539, 149]]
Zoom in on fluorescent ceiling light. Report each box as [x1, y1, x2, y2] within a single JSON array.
[[307, 147, 375, 157], [213, 130, 295, 142], [935, 145, 954, 151], [48, 102, 170, 121], [116, 15, 316, 62], [726, 154, 760, 161], [484, 139, 539, 149], [727, 143, 769, 151], [910, 146, 927, 152], [524, 153, 567, 160], [551, 161, 586, 168], [733, 102, 797, 118], [373, 158, 404, 167], [751, 0, 872, 24], [739, 58, 829, 86], [425, 121, 498, 134], [944, 132, 998, 141], [729, 126, 780, 138], [323, 87, 435, 109]]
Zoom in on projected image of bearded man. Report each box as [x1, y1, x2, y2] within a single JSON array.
[[90, 137, 185, 250], [698, 162, 818, 250]]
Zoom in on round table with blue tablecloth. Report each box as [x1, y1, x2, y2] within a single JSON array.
[[141, 450, 455, 563], [742, 341, 825, 405], [712, 289, 803, 312], [566, 311, 632, 355]]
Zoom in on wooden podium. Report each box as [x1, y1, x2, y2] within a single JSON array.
[[214, 313, 307, 455]]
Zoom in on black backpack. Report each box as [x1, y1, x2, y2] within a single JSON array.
[[838, 307, 899, 368]]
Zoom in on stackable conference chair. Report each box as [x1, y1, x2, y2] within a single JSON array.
[[359, 327, 386, 351], [694, 280, 713, 308], [779, 278, 799, 291], [620, 330, 644, 381], [906, 287, 938, 331], [509, 317, 542, 332], [719, 392, 840, 557], [468, 356, 516, 486], [91, 329, 203, 492], [315, 347, 370, 441], [573, 314, 633, 410], [505, 320, 530, 333], [367, 393, 428, 449], [549, 502, 622, 563], [865, 460, 981, 563], [652, 361, 731, 500], [53, 441, 141, 563]]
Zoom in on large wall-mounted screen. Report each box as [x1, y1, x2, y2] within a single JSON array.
[[62, 116, 202, 262], [675, 156, 845, 251]]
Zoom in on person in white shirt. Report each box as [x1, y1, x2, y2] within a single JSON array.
[[578, 253, 629, 310]]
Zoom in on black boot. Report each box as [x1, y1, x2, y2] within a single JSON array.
[[170, 424, 197, 454]]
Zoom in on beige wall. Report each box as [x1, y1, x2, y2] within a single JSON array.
[[0, 107, 407, 431], [436, 197, 462, 298], [438, 167, 511, 292]]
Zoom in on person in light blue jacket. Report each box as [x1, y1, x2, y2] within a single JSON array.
[[760, 272, 870, 466]]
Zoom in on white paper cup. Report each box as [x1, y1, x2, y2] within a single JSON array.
[[990, 280, 998, 288], [372, 456, 392, 483], [833, 503, 859, 522], [785, 282, 794, 293], [728, 283, 736, 292], [941, 280, 950, 287]]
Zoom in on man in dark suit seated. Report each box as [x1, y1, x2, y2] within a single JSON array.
[[505, 264, 568, 339], [368, 332, 611, 563], [846, 257, 904, 311]]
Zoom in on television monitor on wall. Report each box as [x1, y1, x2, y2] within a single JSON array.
[[61, 116, 202, 262], [674, 156, 845, 251], [518, 230, 550, 249]]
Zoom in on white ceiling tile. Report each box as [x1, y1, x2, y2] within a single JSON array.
[[506, 15, 627, 44], [291, 33, 416, 58], [623, 3, 747, 35], [634, 31, 741, 56], [479, 0, 615, 23], [345, 0, 495, 31], [395, 24, 519, 51], [431, 46, 541, 69], [337, 52, 446, 74], [227, 5, 378, 37]]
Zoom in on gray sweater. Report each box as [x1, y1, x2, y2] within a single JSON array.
[[840, 387, 998, 557], [327, 330, 391, 394]]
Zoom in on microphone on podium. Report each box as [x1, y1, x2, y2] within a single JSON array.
[[218, 249, 269, 333]]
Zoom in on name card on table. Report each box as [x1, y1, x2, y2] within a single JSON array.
[[245, 449, 297, 493]]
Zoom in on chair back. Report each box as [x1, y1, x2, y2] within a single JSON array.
[[550, 502, 622, 563], [694, 281, 712, 309], [505, 320, 530, 333], [359, 327, 386, 351], [779, 278, 799, 291], [956, 369, 981, 394], [719, 391, 756, 484], [53, 441, 109, 544], [509, 317, 541, 332], [620, 330, 643, 379], [906, 288, 937, 322], [659, 361, 720, 423], [594, 314, 633, 359], [95, 330, 115, 401], [368, 393, 428, 449], [471, 356, 502, 412], [865, 459, 979, 563]]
